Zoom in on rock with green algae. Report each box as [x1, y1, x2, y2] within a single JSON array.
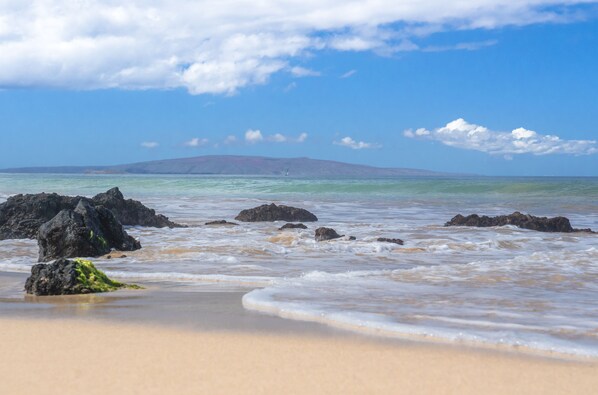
[[25, 258, 141, 296]]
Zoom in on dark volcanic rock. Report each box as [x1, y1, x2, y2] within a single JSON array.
[[315, 227, 343, 241], [25, 258, 130, 295], [205, 220, 238, 226], [37, 200, 141, 262], [235, 203, 317, 222], [92, 187, 181, 228], [445, 212, 592, 233], [348, 236, 356, 241], [279, 223, 308, 230], [0, 192, 82, 240], [377, 237, 404, 245], [0, 187, 182, 240]]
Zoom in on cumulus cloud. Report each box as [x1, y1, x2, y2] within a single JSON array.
[[404, 118, 598, 156], [141, 141, 159, 148], [245, 129, 264, 143], [0, 1, 592, 95], [334, 136, 381, 149], [184, 137, 209, 147]]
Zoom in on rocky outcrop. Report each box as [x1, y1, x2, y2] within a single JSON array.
[[235, 204, 317, 222], [92, 187, 181, 228], [279, 223, 307, 230], [445, 212, 593, 233], [25, 258, 137, 295], [205, 220, 238, 226], [315, 227, 343, 241], [37, 200, 141, 262], [0, 187, 181, 240], [377, 238, 404, 245]]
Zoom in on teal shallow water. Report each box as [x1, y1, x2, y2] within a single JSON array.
[[1, 173, 597, 357]]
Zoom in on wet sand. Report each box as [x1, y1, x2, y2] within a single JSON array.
[[2, 272, 598, 394]]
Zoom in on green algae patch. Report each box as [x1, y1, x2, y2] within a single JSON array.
[[73, 258, 143, 292]]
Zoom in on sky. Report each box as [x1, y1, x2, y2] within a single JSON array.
[[1, 1, 597, 176]]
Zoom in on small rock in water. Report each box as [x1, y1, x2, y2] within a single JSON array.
[[235, 203, 318, 222], [377, 237, 404, 245], [279, 223, 308, 230], [348, 236, 356, 241], [205, 220, 238, 226], [315, 227, 343, 241]]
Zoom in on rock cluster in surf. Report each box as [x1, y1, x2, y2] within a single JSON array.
[[445, 212, 594, 233], [0, 186, 182, 240]]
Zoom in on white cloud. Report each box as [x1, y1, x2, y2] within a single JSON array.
[[290, 66, 321, 77], [404, 118, 598, 156], [141, 141, 159, 148], [334, 136, 381, 149], [297, 132, 308, 143], [184, 137, 209, 147], [245, 129, 264, 143], [224, 135, 238, 144], [340, 70, 357, 79], [0, 1, 592, 95], [268, 133, 288, 143]]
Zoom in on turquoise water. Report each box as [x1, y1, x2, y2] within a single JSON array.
[[1, 173, 597, 357]]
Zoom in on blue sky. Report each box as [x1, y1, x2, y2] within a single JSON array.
[[1, 1, 597, 176]]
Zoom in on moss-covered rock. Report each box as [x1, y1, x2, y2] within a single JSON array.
[[25, 258, 141, 295]]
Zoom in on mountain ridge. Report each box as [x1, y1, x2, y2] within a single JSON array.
[[0, 155, 450, 177]]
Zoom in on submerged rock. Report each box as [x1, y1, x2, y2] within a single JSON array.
[[279, 223, 308, 230], [37, 200, 141, 262], [235, 203, 317, 222], [445, 212, 593, 233], [25, 258, 139, 295], [377, 237, 404, 245], [315, 227, 343, 241], [205, 220, 238, 226], [0, 187, 182, 240]]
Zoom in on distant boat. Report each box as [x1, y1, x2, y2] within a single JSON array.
[[285, 168, 289, 176]]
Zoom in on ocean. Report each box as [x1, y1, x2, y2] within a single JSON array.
[[1, 173, 597, 357]]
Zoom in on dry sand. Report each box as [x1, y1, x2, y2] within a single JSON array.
[[2, 318, 597, 395]]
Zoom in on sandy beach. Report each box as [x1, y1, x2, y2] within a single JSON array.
[[2, 270, 598, 395], [2, 317, 597, 395]]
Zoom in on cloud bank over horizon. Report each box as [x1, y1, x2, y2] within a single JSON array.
[[1, 1, 596, 95], [405, 119, 598, 157]]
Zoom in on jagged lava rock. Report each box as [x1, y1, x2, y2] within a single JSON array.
[[445, 211, 592, 233], [315, 227, 343, 241], [25, 258, 136, 295], [37, 200, 141, 262], [279, 223, 308, 230], [235, 203, 317, 222], [0, 192, 82, 239], [377, 238, 404, 245], [92, 187, 181, 228]]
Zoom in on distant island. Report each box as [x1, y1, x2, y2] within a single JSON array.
[[0, 155, 448, 177]]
